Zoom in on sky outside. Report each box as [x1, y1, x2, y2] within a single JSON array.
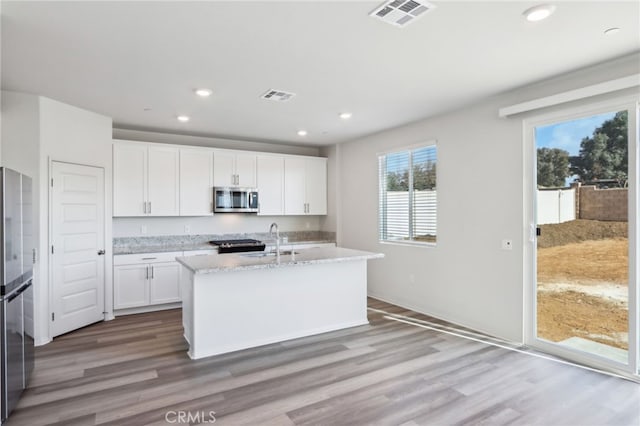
[[535, 111, 617, 155]]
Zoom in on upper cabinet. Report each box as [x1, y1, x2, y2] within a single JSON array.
[[256, 155, 284, 216], [113, 141, 179, 216], [213, 151, 256, 188], [113, 140, 326, 217], [180, 148, 213, 216], [284, 157, 327, 215]]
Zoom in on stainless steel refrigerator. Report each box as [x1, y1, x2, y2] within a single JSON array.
[[0, 168, 34, 423]]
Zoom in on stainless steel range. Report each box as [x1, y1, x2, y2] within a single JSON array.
[[209, 239, 266, 254]]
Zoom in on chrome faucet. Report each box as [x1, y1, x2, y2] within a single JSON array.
[[269, 222, 280, 262]]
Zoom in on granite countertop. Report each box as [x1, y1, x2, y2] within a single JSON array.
[[113, 231, 336, 255], [176, 246, 384, 274]]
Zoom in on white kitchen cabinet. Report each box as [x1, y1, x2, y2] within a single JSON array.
[[256, 155, 284, 215], [113, 251, 182, 310], [213, 151, 256, 187], [180, 148, 214, 216], [113, 141, 179, 216], [147, 145, 180, 216], [113, 263, 148, 309], [284, 157, 327, 215], [148, 262, 181, 305], [113, 142, 147, 216]]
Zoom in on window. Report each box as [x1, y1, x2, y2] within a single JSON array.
[[378, 144, 437, 244]]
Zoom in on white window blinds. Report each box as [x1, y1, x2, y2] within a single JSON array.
[[379, 144, 437, 244]]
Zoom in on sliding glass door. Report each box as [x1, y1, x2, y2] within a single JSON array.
[[526, 99, 638, 376]]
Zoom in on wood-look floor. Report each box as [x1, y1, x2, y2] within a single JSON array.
[[7, 298, 640, 426]]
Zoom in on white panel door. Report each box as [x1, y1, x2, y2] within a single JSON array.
[[113, 143, 147, 216], [147, 145, 179, 216], [235, 153, 257, 188], [180, 148, 213, 216], [284, 157, 306, 215], [113, 264, 148, 309], [305, 158, 327, 215], [51, 162, 105, 337], [149, 262, 181, 304], [213, 151, 235, 187], [257, 155, 284, 215]]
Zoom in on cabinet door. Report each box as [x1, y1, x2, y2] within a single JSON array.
[[284, 157, 306, 215], [114, 264, 149, 309], [149, 261, 181, 305], [213, 151, 235, 187], [147, 146, 179, 216], [305, 158, 327, 215], [256, 155, 284, 215], [235, 153, 257, 187], [180, 148, 213, 216], [113, 143, 147, 216]]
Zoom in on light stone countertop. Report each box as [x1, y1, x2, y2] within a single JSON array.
[[176, 246, 384, 274], [113, 232, 336, 255]]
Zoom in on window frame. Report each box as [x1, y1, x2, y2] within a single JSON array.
[[378, 141, 437, 247]]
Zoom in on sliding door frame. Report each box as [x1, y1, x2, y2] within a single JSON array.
[[523, 95, 639, 378]]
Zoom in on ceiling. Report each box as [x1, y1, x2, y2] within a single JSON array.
[[2, 1, 638, 146]]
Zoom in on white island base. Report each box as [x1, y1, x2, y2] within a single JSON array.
[[179, 249, 379, 360]]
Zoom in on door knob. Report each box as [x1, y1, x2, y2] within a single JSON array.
[[97, 250, 105, 255]]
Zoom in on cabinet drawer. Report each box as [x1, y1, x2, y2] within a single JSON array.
[[184, 249, 217, 256], [114, 251, 183, 266]]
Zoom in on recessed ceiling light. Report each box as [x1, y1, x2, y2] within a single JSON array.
[[339, 112, 352, 120], [297, 130, 308, 137], [604, 27, 621, 36], [195, 88, 212, 97], [177, 115, 190, 123], [523, 4, 556, 22]]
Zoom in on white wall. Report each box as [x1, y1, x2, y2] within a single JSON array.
[[1, 91, 43, 341], [1, 91, 113, 345], [113, 215, 320, 238], [337, 53, 640, 342]]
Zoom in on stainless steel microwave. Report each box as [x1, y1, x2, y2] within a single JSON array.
[[213, 187, 259, 213]]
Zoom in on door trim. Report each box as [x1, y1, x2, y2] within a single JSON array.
[[48, 160, 108, 338], [522, 96, 639, 378]]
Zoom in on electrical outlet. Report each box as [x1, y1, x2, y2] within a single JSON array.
[[184, 225, 191, 234], [501, 239, 513, 250], [140, 225, 147, 234]]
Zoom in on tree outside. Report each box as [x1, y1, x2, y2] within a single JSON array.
[[537, 111, 628, 188]]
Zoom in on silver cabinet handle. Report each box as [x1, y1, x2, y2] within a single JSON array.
[[148, 202, 151, 214], [151, 266, 154, 279], [145, 266, 149, 279], [143, 201, 147, 214]]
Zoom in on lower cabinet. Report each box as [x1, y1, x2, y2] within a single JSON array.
[[113, 251, 182, 310]]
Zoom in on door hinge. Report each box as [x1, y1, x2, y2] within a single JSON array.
[[51, 178, 54, 187], [51, 245, 54, 254], [51, 312, 55, 321]]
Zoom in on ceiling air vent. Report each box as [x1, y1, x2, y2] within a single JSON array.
[[261, 89, 296, 102], [369, 0, 435, 28]]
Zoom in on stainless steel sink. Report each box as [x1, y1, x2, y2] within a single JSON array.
[[241, 250, 299, 258]]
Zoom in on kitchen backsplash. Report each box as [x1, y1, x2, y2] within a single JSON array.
[[113, 215, 323, 238]]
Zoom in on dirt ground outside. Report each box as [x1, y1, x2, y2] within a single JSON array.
[[536, 220, 628, 350]]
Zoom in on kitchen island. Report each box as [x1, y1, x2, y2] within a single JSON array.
[[176, 246, 383, 359]]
